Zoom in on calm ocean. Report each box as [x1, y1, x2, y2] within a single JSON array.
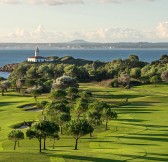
[[0, 49, 168, 78]]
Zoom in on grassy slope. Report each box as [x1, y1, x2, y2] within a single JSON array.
[[0, 83, 168, 162]]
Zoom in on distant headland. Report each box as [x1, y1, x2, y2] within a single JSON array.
[[1, 41, 168, 50]]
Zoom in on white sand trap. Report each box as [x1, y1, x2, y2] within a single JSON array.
[[19, 125, 29, 129], [26, 108, 43, 112]]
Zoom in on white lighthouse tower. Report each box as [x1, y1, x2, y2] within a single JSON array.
[[35, 46, 39, 57]]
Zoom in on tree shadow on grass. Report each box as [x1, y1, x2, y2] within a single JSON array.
[[130, 101, 161, 106], [48, 154, 123, 162], [129, 123, 168, 129], [119, 111, 153, 114], [115, 135, 168, 142], [92, 90, 114, 93], [118, 107, 159, 114], [90, 140, 114, 143], [48, 146, 73, 149], [94, 94, 145, 99], [5, 94, 31, 97], [117, 119, 148, 123], [122, 143, 158, 146], [114, 153, 168, 162], [136, 133, 168, 137], [0, 101, 20, 106], [149, 153, 168, 157]]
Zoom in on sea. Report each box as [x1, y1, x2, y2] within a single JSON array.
[[0, 49, 168, 78]]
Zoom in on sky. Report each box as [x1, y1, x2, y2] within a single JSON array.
[[0, 0, 168, 43]]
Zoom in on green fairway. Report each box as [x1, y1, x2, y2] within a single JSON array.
[[0, 83, 168, 162]]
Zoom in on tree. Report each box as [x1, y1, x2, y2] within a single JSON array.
[[0, 80, 11, 96], [3, 81, 11, 91], [118, 72, 130, 88], [18, 64, 29, 76], [16, 79, 25, 93], [8, 130, 24, 150], [150, 75, 161, 87], [127, 55, 140, 69], [37, 65, 49, 78], [52, 76, 79, 89], [0, 82, 6, 96], [66, 119, 93, 150], [26, 121, 59, 152], [140, 76, 150, 84], [76, 66, 90, 81], [87, 111, 101, 137], [26, 66, 38, 79], [64, 65, 78, 78], [161, 70, 168, 82], [75, 98, 88, 119], [27, 86, 42, 102], [47, 102, 71, 134], [148, 66, 157, 77], [80, 91, 92, 100], [54, 64, 65, 78], [52, 133, 59, 149], [130, 68, 141, 79], [67, 87, 78, 100], [88, 101, 108, 126], [58, 113, 71, 134], [160, 55, 168, 63], [26, 128, 42, 152], [50, 89, 67, 102], [25, 79, 36, 88], [103, 108, 117, 130], [141, 65, 150, 77], [36, 101, 49, 115], [128, 55, 139, 62]]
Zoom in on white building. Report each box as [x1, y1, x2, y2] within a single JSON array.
[[27, 47, 46, 62]]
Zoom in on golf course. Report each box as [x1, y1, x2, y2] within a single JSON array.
[[0, 82, 168, 162]]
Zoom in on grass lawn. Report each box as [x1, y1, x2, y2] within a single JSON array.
[[0, 83, 168, 162]]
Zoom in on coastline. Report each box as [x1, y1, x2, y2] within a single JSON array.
[[0, 72, 10, 79], [0, 63, 18, 72], [0, 63, 18, 79]]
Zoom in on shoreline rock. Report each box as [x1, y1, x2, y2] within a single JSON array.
[[0, 63, 18, 72]]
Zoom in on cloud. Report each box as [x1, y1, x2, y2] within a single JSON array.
[[0, 25, 150, 42], [27, 0, 84, 5], [97, 0, 157, 3], [1, 22, 168, 43], [81, 28, 151, 42], [156, 21, 168, 39], [0, 0, 21, 4], [0, 0, 158, 5], [0, 0, 84, 5]]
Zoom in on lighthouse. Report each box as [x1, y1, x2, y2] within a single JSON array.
[[27, 47, 46, 62], [35, 46, 39, 57]]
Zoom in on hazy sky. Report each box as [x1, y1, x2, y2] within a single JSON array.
[[0, 0, 168, 42]]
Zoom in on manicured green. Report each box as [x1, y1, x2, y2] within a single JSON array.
[[0, 83, 168, 162]]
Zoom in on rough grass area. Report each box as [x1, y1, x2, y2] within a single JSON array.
[[0, 83, 168, 162]]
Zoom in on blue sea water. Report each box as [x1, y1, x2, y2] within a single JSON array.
[[0, 49, 168, 78]]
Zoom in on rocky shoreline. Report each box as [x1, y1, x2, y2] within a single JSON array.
[[0, 63, 18, 72]]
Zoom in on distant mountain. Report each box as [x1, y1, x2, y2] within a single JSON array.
[[69, 39, 90, 43]]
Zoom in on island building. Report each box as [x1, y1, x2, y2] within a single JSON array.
[[27, 47, 46, 62]]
